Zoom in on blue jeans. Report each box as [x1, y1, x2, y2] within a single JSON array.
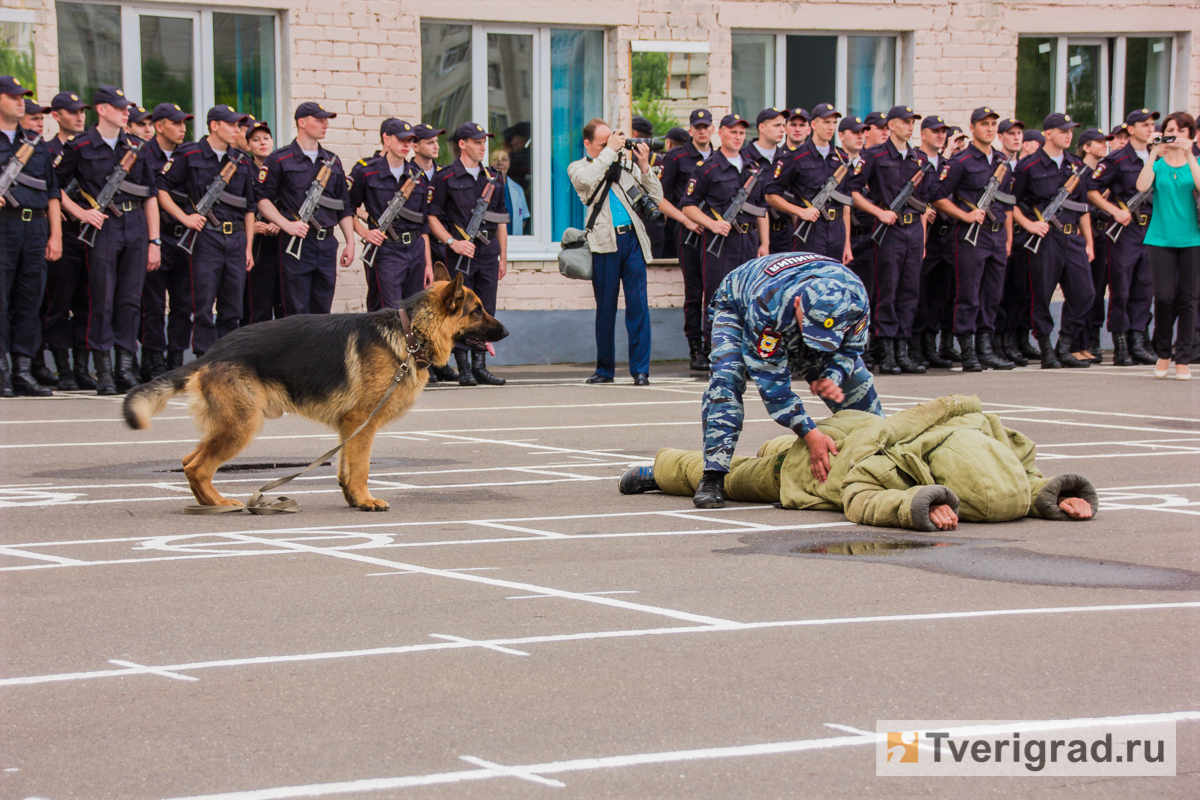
[[591, 230, 650, 377]]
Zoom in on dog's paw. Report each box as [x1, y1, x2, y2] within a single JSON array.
[[210, 497, 244, 508], [357, 498, 390, 512]]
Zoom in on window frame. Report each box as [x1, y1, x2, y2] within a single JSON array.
[[731, 30, 903, 116], [423, 20, 607, 261]]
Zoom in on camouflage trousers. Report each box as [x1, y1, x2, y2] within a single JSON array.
[[701, 304, 881, 473]]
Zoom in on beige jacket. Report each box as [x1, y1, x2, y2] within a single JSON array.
[[567, 147, 664, 258]]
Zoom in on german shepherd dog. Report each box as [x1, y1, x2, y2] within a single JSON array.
[[123, 264, 508, 511]]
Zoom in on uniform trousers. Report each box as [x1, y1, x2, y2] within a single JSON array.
[[1025, 227, 1095, 344], [915, 219, 954, 336], [1088, 220, 1110, 334], [243, 232, 280, 325], [189, 227, 246, 353], [869, 219, 924, 339], [950, 220, 1008, 334], [676, 225, 704, 341], [0, 213, 48, 358], [365, 235, 426, 311], [768, 214, 793, 255], [792, 215, 845, 263], [450, 238, 501, 356], [1103, 220, 1154, 334], [81, 209, 148, 353], [278, 230, 338, 316], [41, 222, 89, 351], [140, 234, 192, 354]]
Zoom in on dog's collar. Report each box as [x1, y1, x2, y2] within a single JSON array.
[[396, 308, 431, 370]]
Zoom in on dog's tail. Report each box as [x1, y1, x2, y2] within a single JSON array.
[[123, 367, 194, 430]]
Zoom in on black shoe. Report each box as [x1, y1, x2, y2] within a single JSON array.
[[93, 350, 117, 395], [939, 330, 962, 363], [141, 350, 167, 383], [632, 373, 649, 386], [908, 336, 929, 368], [167, 350, 186, 371], [472, 352, 506, 385], [431, 363, 459, 382], [877, 338, 902, 374], [999, 332, 1028, 367], [52, 349, 80, 390], [619, 466, 659, 495], [425, 367, 439, 384], [1112, 332, 1133, 366], [1017, 330, 1040, 359], [114, 348, 141, 392], [896, 338, 926, 373], [585, 373, 613, 384], [1037, 334, 1061, 369], [977, 333, 1014, 370], [30, 349, 58, 386], [957, 334, 983, 372], [693, 471, 726, 509], [1128, 330, 1156, 365], [1086, 327, 1103, 364], [922, 331, 952, 368], [12, 356, 52, 396], [688, 338, 709, 371], [455, 349, 476, 386], [73, 347, 97, 390], [1055, 336, 1089, 368], [0, 358, 12, 398]]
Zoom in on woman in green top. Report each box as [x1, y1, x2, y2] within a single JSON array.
[[1137, 111, 1200, 379]]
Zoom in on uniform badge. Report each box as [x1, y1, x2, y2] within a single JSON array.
[[1092, 165, 1105, 180], [686, 178, 696, 196], [852, 315, 868, 336], [757, 327, 781, 359], [53, 153, 63, 168], [774, 161, 783, 178], [939, 164, 950, 181], [257, 165, 268, 183], [162, 160, 172, 174], [346, 176, 353, 190], [427, 186, 435, 204], [853, 161, 863, 176], [696, 159, 704, 166]]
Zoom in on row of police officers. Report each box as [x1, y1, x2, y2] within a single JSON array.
[[0, 78, 511, 396]]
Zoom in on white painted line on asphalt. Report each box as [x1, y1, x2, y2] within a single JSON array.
[[4, 602, 1196, 689], [1098, 483, 1200, 491], [0, 546, 86, 566], [148, 710, 1200, 799], [507, 591, 638, 600], [428, 634, 529, 657], [368, 568, 500, 577], [108, 659, 199, 682], [468, 522, 568, 538], [458, 756, 565, 787], [662, 511, 777, 530], [991, 416, 1199, 435]]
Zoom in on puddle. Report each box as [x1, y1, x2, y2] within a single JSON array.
[[158, 461, 332, 474], [723, 532, 1200, 591]]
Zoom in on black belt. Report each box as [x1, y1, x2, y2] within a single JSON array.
[[208, 219, 245, 235], [0, 206, 47, 221], [1057, 223, 1080, 235], [770, 219, 787, 231], [1137, 213, 1150, 227], [851, 225, 871, 238], [896, 212, 919, 226], [614, 224, 633, 235], [310, 226, 335, 241], [114, 199, 143, 213]]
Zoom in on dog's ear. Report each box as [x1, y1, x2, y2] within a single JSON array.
[[443, 273, 466, 314], [432, 262, 451, 282]]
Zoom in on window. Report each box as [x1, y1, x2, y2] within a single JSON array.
[[421, 22, 605, 250], [1017, 34, 1177, 142], [733, 32, 900, 120], [0, 8, 37, 93], [56, 3, 280, 136]]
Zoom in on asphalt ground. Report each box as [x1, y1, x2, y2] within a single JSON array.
[[1, 358, 1198, 799]]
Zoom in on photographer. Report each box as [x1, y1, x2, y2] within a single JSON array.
[[1135, 112, 1200, 380], [568, 119, 663, 385]]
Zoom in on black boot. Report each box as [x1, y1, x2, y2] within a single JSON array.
[[454, 349, 476, 386], [93, 350, 117, 395], [1112, 332, 1133, 366], [1086, 327, 1103, 364], [73, 347, 97, 390], [688, 338, 709, 371], [957, 334, 982, 372], [1017, 329, 1040, 359], [922, 331, 952, 368], [425, 366, 439, 384], [141, 350, 167, 382], [999, 332, 1028, 366], [30, 348, 58, 386], [167, 350, 185, 371], [1037, 334, 1061, 369], [431, 362, 459, 382], [472, 351, 506, 386], [52, 349, 80, 390], [693, 470, 726, 509], [619, 466, 659, 495], [896, 338, 926, 373], [908, 336, 929, 368], [1128, 330, 1156, 365], [861, 336, 876, 371], [114, 348, 140, 392], [939, 330, 962, 363], [977, 333, 1014, 370], [12, 356, 52, 396], [877, 338, 902, 374], [0, 357, 12, 398], [1055, 335, 1089, 368]]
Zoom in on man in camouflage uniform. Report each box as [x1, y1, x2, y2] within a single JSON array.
[[687, 252, 883, 509]]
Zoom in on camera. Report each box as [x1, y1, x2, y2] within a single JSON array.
[[1152, 134, 1176, 145], [625, 136, 665, 152], [624, 182, 664, 225]]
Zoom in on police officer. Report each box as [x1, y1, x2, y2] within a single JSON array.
[[838, 115, 867, 163], [849, 105, 932, 374], [240, 119, 282, 327], [694, 252, 882, 508], [766, 103, 852, 263], [681, 113, 770, 348], [742, 107, 792, 255], [126, 105, 153, 141], [861, 111, 888, 150], [1077, 127, 1110, 364], [17, 96, 56, 386], [1087, 109, 1160, 366], [784, 108, 810, 151], [996, 125, 1048, 363], [140, 102, 194, 379], [257, 102, 355, 316], [349, 118, 432, 311], [158, 104, 257, 356], [42, 91, 92, 390], [846, 111, 887, 368], [657, 108, 713, 370], [659, 127, 690, 260], [931, 107, 1017, 372], [1011, 113, 1095, 368], [911, 114, 955, 369], [0, 76, 61, 396], [998, 118, 1025, 170], [427, 121, 510, 386], [55, 86, 161, 394], [631, 115, 667, 259]]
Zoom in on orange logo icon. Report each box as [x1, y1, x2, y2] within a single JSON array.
[[887, 732, 919, 763]]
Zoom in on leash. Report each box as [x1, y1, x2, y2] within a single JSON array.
[[182, 310, 429, 515]]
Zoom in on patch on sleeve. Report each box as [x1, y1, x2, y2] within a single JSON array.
[[853, 161, 863, 176], [774, 161, 782, 179], [427, 186, 435, 204], [1092, 164, 1106, 180], [53, 153, 63, 168], [257, 165, 268, 183], [346, 176, 353, 190], [161, 160, 171, 174], [757, 327, 781, 359], [685, 178, 697, 196], [939, 163, 950, 181], [852, 315, 868, 336]]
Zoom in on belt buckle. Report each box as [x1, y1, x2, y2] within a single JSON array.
[[20, 208, 32, 222], [120, 200, 134, 212], [221, 221, 234, 235], [174, 224, 185, 237], [902, 213, 913, 225], [1139, 214, 1148, 226], [990, 222, 1001, 232], [738, 222, 749, 234], [1062, 223, 1073, 235], [315, 227, 327, 240], [937, 225, 948, 236], [771, 219, 785, 231], [825, 208, 837, 221], [400, 231, 413, 245]]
